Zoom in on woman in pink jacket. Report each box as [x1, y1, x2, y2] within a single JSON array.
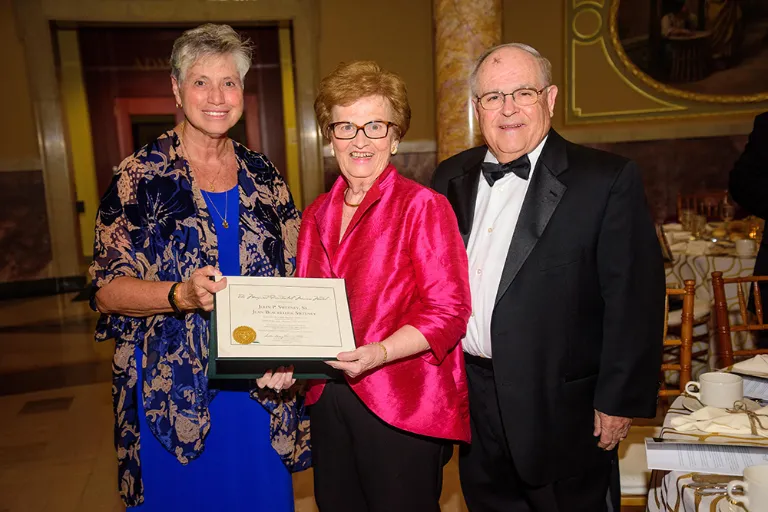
[[297, 60, 472, 512]]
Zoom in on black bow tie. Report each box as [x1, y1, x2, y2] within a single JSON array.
[[480, 154, 531, 186]]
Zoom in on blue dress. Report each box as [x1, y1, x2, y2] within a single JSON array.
[[134, 185, 294, 511]]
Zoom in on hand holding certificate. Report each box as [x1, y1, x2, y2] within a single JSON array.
[[208, 276, 357, 379]]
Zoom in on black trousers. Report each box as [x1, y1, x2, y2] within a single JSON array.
[[309, 380, 448, 512], [459, 357, 616, 512]]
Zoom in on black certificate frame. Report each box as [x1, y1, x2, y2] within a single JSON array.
[[207, 277, 354, 380]]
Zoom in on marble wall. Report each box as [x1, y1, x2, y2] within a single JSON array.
[[0, 171, 52, 282], [587, 134, 748, 222], [322, 134, 747, 225], [0, 136, 745, 285]]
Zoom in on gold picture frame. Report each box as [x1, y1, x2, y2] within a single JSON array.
[[566, 0, 768, 124], [608, 0, 768, 104]]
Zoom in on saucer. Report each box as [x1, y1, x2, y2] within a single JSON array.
[[717, 497, 746, 511], [682, 396, 760, 413]]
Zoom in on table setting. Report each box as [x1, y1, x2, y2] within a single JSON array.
[[647, 356, 768, 511], [662, 208, 764, 372]]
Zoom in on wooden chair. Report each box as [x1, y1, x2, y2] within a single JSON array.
[[619, 279, 695, 507], [659, 281, 695, 398], [677, 190, 727, 221], [712, 271, 768, 368]]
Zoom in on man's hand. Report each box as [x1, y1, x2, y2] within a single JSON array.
[[593, 410, 632, 450]]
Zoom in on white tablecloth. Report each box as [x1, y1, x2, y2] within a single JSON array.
[[666, 251, 756, 306], [646, 470, 745, 511], [646, 395, 749, 511]]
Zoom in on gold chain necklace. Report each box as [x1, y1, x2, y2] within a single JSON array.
[[344, 188, 362, 207], [179, 123, 229, 192]]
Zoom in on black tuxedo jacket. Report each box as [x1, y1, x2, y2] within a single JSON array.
[[730, 112, 768, 284], [431, 129, 665, 485]]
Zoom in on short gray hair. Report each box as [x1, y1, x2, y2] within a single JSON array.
[[170, 24, 253, 85], [470, 43, 552, 97]]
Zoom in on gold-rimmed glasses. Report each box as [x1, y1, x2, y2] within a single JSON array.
[[476, 87, 548, 110], [328, 121, 397, 140]]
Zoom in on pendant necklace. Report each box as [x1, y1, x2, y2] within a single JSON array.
[[203, 189, 229, 229]]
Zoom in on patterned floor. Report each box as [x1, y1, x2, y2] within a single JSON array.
[[0, 292, 648, 511], [0, 292, 469, 512]]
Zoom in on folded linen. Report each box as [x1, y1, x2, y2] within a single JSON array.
[[670, 403, 768, 437], [733, 355, 768, 376]]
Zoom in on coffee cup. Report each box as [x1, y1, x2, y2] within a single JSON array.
[[684, 372, 743, 408], [736, 238, 757, 257], [728, 465, 768, 511]]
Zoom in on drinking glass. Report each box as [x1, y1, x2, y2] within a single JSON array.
[[720, 198, 736, 231], [690, 214, 706, 239], [679, 209, 695, 231]]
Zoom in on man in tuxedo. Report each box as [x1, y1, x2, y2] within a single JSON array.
[[729, 112, 768, 347], [431, 43, 665, 511]]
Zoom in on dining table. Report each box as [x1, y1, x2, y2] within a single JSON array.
[[663, 224, 758, 374], [646, 393, 754, 512], [646, 356, 768, 511]]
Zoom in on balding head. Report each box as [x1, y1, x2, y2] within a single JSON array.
[[470, 43, 552, 97]]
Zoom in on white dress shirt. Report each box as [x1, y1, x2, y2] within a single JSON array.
[[462, 137, 548, 358]]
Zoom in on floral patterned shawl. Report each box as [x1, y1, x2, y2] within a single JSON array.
[[89, 130, 310, 506]]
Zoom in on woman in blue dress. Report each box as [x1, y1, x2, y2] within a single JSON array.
[[89, 24, 309, 510]]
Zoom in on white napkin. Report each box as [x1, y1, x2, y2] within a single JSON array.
[[686, 240, 713, 255], [664, 223, 683, 231], [670, 242, 688, 252], [670, 404, 768, 437], [733, 355, 768, 375], [671, 231, 692, 243]]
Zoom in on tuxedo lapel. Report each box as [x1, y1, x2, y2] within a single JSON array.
[[446, 153, 484, 247], [495, 131, 568, 304]]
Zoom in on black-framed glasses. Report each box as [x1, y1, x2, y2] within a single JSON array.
[[476, 87, 548, 110], [328, 120, 397, 140]]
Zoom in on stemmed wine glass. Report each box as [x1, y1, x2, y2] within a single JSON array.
[[720, 197, 736, 234]]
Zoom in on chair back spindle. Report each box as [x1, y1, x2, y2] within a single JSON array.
[[712, 271, 768, 368], [659, 279, 696, 397]]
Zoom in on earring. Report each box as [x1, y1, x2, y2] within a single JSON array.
[[175, 103, 182, 109], [330, 145, 335, 157], [391, 145, 398, 155]]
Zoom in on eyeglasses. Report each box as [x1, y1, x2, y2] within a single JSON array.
[[476, 87, 548, 110], [328, 121, 397, 140]]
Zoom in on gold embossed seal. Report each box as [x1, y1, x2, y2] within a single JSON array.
[[232, 326, 257, 345]]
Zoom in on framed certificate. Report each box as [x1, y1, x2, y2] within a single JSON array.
[[208, 276, 356, 379]]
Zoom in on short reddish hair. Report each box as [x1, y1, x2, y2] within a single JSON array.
[[314, 60, 411, 141]]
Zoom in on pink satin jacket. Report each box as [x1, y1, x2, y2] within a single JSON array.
[[297, 165, 471, 442]]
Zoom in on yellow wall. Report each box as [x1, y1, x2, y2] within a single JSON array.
[[58, 29, 99, 257], [5, 0, 754, 179], [0, 0, 40, 166], [502, 0, 566, 128], [314, 0, 636, 141], [318, 0, 435, 142], [315, 0, 569, 142]]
